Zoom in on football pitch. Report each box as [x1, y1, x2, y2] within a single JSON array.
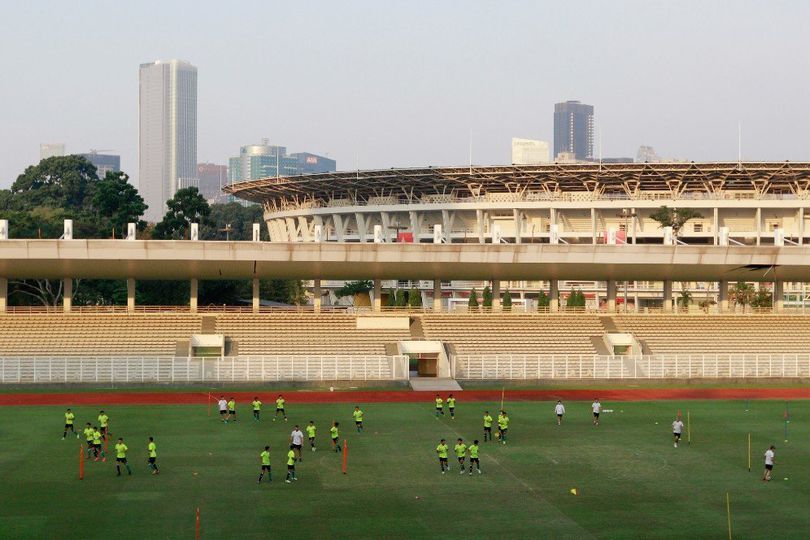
[[1, 397, 808, 539]]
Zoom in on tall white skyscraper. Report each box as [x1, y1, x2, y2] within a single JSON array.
[[511, 138, 550, 165], [139, 59, 197, 222]]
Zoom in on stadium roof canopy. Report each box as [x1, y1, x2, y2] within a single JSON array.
[[224, 162, 810, 206]]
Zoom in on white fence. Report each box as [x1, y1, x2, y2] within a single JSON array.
[[454, 354, 810, 379], [0, 355, 410, 384]]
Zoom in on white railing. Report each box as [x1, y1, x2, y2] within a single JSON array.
[[0, 355, 410, 384], [454, 353, 810, 379]]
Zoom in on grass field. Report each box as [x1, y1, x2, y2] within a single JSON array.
[[1, 397, 808, 539]]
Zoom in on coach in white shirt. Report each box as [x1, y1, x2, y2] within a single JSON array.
[[763, 446, 776, 481], [218, 397, 228, 422], [290, 426, 305, 462], [555, 400, 565, 426], [672, 417, 684, 447], [592, 399, 601, 426]]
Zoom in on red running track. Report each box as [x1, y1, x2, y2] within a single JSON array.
[[0, 387, 808, 406]]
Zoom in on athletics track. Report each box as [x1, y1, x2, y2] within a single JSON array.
[[0, 387, 808, 406]]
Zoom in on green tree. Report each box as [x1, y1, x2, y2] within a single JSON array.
[[334, 280, 373, 299], [730, 282, 755, 312], [566, 287, 586, 308], [92, 172, 148, 237], [387, 289, 397, 307], [482, 285, 493, 308], [468, 288, 479, 309], [152, 187, 211, 239], [395, 288, 407, 307], [201, 203, 264, 241], [537, 290, 550, 309], [678, 288, 693, 309], [10, 155, 98, 210], [502, 290, 512, 311], [408, 287, 422, 308], [751, 287, 773, 309], [649, 206, 703, 237]]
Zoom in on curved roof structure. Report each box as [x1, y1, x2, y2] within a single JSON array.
[[224, 162, 810, 207]]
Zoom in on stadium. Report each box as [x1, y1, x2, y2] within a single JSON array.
[[2, 162, 810, 538]]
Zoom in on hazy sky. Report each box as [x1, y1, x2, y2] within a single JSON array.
[[1, 1, 809, 189]]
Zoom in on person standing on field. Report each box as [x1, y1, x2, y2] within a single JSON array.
[[468, 440, 482, 475], [353, 406, 364, 432], [447, 394, 456, 419], [306, 421, 317, 452], [275, 395, 287, 422], [290, 426, 305, 462], [258, 445, 272, 483], [454, 438, 467, 474], [147, 436, 159, 474], [763, 445, 776, 482], [435, 394, 444, 418], [285, 445, 297, 483], [227, 397, 238, 422], [252, 397, 262, 422], [63, 408, 77, 439], [436, 439, 449, 474], [672, 417, 684, 448], [218, 396, 228, 423], [555, 400, 565, 426], [592, 398, 602, 426], [330, 422, 341, 452], [114, 437, 132, 476], [483, 411, 493, 441], [497, 410, 510, 444]]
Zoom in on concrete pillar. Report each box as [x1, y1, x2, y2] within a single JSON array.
[[126, 278, 135, 313], [591, 208, 597, 245], [774, 281, 784, 312], [756, 208, 762, 246], [373, 279, 382, 311], [491, 280, 501, 310], [713, 208, 719, 245], [313, 279, 322, 313], [631, 208, 637, 245], [0, 277, 7, 312], [63, 278, 72, 312], [433, 279, 442, 312], [663, 280, 673, 311], [800, 207, 805, 246], [513, 209, 522, 244], [718, 280, 729, 312], [476, 209, 485, 244], [252, 278, 260, 313], [606, 280, 617, 312], [190, 278, 198, 313], [549, 280, 559, 312]]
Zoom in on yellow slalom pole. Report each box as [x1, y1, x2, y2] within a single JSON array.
[[500, 387, 505, 411], [687, 411, 691, 446], [747, 433, 751, 472], [726, 492, 732, 540]]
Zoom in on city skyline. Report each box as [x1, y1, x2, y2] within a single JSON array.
[[2, 2, 810, 188]]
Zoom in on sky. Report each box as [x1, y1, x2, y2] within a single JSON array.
[[1, 0, 809, 189]]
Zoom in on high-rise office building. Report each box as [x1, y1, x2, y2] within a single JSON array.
[[197, 163, 228, 202], [290, 152, 337, 174], [40, 143, 65, 160], [139, 59, 198, 222], [78, 152, 121, 178], [228, 140, 336, 183], [511, 138, 550, 165], [553, 101, 594, 161]]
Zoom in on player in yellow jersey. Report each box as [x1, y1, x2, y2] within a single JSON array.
[[252, 397, 262, 422], [63, 408, 78, 439], [454, 438, 467, 474], [258, 445, 272, 483], [447, 394, 456, 419], [114, 438, 132, 476], [227, 398, 238, 422], [353, 406, 364, 433], [285, 445, 297, 483], [483, 411, 493, 442], [97, 410, 110, 439], [92, 426, 106, 461], [306, 421, 317, 452], [147, 436, 159, 475], [497, 410, 510, 445], [436, 439, 449, 474], [330, 422, 341, 452], [274, 395, 287, 422], [435, 394, 444, 418], [83, 423, 95, 458], [468, 440, 481, 475]]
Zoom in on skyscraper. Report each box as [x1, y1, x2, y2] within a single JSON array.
[[139, 60, 197, 222], [553, 101, 594, 161], [511, 138, 550, 165], [40, 143, 65, 160], [228, 141, 336, 183], [196, 163, 228, 202], [78, 152, 121, 178]]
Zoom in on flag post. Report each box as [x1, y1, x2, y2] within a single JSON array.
[[747, 433, 751, 472], [342, 440, 348, 474], [687, 411, 691, 446], [725, 492, 732, 540], [79, 445, 84, 480], [500, 387, 505, 411], [195, 507, 201, 540]]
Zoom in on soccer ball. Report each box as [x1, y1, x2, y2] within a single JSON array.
[[494, 432, 500, 440]]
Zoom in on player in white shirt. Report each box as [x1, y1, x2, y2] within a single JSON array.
[[555, 400, 565, 426], [762, 445, 776, 481], [290, 426, 305, 462], [672, 417, 684, 447], [592, 399, 601, 426], [217, 396, 229, 423]]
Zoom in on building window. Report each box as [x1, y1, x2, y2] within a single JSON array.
[[693, 223, 703, 233]]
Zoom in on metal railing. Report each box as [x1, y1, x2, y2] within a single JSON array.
[[454, 353, 810, 379], [0, 355, 410, 384]]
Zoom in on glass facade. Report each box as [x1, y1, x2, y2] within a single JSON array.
[[553, 101, 594, 161]]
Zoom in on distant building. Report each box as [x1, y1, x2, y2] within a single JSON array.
[[553, 101, 594, 161], [197, 163, 228, 202], [78, 153, 121, 178], [636, 145, 663, 163], [511, 138, 550, 165], [228, 140, 336, 183], [139, 59, 198, 222], [40, 143, 65, 160]]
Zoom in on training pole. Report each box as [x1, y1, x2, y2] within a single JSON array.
[[342, 440, 348, 475], [725, 492, 732, 540], [78, 445, 84, 480], [500, 387, 505, 411], [747, 433, 751, 472], [195, 507, 201, 540], [207, 393, 211, 417], [687, 411, 691, 446]]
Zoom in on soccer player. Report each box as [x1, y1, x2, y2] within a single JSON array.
[[592, 398, 602, 426], [555, 400, 565, 426], [290, 426, 305, 462], [92, 426, 106, 461], [454, 438, 467, 474], [447, 394, 456, 420], [252, 397, 262, 422], [258, 445, 272, 483], [330, 422, 341, 452], [436, 439, 449, 474], [285, 445, 297, 483], [114, 437, 132, 476], [672, 416, 684, 448], [147, 436, 159, 474], [468, 440, 481, 475], [435, 394, 444, 418], [83, 423, 95, 458], [763, 445, 776, 482], [227, 397, 238, 422], [353, 406, 364, 433], [98, 410, 110, 439], [306, 421, 317, 451], [497, 410, 509, 444], [218, 396, 229, 423], [63, 408, 77, 439], [275, 395, 287, 422], [483, 411, 493, 442]]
